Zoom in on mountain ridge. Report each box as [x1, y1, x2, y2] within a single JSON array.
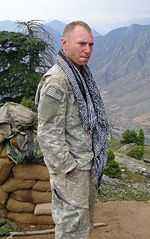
[[89, 24, 150, 138]]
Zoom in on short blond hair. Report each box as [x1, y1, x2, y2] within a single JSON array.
[[63, 20, 92, 37]]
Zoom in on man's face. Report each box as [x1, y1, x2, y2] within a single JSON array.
[[61, 25, 94, 65]]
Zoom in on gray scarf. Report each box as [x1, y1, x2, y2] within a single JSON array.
[[57, 50, 109, 186]]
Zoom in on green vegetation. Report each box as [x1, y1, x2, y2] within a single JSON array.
[[121, 128, 145, 145], [100, 129, 149, 201], [99, 184, 150, 201], [120, 128, 145, 160], [99, 164, 150, 201], [0, 31, 46, 103], [121, 129, 137, 144], [108, 137, 121, 151], [0, 219, 17, 236], [121, 167, 146, 183], [106, 128, 145, 171], [107, 148, 115, 161], [137, 128, 144, 145], [21, 96, 35, 110], [104, 159, 122, 178], [17, 20, 56, 70], [104, 148, 122, 178], [0, 21, 56, 106], [127, 145, 144, 160]]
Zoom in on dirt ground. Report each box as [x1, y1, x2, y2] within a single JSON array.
[[4, 200, 150, 239], [91, 201, 150, 239]]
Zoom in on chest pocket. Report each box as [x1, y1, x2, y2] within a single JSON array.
[[66, 90, 81, 126]]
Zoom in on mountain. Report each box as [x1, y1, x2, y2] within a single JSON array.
[[0, 20, 18, 32], [0, 19, 100, 53], [117, 17, 150, 30], [90, 24, 150, 139], [46, 20, 65, 35], [91, 24, 150, 85], [0, 19, 100, 38], [44, 24, 61, 50], [0, 20, 61, 49]]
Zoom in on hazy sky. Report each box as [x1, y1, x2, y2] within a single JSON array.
[[1, 0, 150, 33]]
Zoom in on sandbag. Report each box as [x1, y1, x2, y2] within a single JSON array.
[[6, 198, 34, 213], [32, 191, 51, 204], [33, 181, 51, 192], [34, 203, 51, 215], [11, 189, 51, 203], [0, 157, 14, 185], [12, 164, 49, 181], [0, 188, 8, 206], [7, 212, 54, 225], [11, 190, 33, 202], [0, 208, 7, 218], [1, 178, 35, 193]]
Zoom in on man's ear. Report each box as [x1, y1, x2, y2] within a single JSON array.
[[61, 37, 66, 47], [61, 37, 68, 52]]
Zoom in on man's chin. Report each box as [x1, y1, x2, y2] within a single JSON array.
[[79, 59, 89, 65], [73, 59, 89, 65]]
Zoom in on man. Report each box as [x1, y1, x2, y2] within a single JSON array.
[[36, 21, 109, 239]]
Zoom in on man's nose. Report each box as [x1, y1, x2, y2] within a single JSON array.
[[85, 44, 92, 54]]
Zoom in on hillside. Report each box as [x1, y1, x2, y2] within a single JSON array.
[[90, 24, 150, 138], [91, 24, 150, 85]]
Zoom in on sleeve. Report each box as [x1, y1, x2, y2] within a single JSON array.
[[37, 80, 78, 174]]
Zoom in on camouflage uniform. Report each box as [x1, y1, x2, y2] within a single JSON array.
[[37, 64, 96, 239]]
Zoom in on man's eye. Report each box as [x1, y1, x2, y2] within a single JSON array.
[[79, 42, 86, 46], [79, 42, 94, 47]]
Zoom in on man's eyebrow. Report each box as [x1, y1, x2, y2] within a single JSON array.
[[78, 40, 94, 45]]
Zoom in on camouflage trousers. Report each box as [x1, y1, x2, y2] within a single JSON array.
[[50, 168, 96, 239]]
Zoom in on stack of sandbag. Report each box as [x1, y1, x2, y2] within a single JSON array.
[[0, 103, 53, 225], [0, 152, 14, 219], [0, 163, 53, 225]]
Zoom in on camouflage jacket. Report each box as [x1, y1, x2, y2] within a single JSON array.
[[37, 64, 94, 175]]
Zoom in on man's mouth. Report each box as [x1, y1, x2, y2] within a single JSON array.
[[81, 56, 89, 59]]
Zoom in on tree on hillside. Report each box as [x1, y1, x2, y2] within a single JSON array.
[[121, 128, 145, 146], [17, 20, 56, 73], [104, 148, 121, 178], [137, 128, 145, 145], [121, 129, 137, 144], [121, 128, 145, 161], [0, 31, 46, 103]]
